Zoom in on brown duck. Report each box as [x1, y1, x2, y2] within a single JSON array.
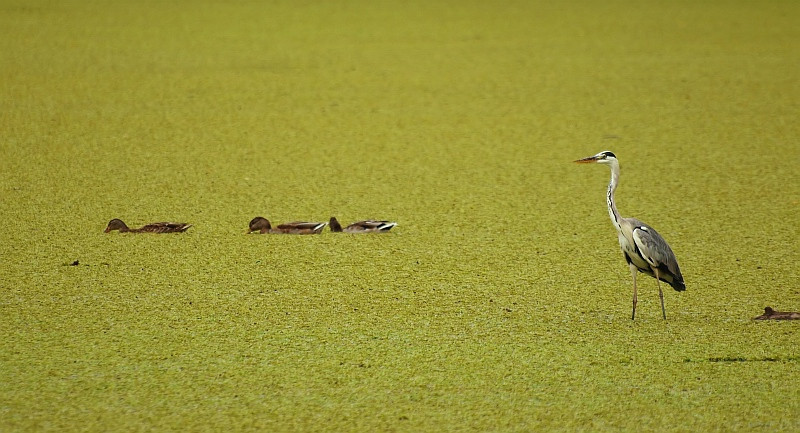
[[329, 217, 397, 233], [248, 217, 326, 234], [753, 307, 800, 320], [104, 218, 192, 233]]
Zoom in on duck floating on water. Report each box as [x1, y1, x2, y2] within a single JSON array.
[[248, 217, 326, 234], [753, 307, 800, 320], [329, 217, 397, 233], [104, 219, 192, 233]]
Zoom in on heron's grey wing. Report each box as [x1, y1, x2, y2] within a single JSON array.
[[630, 221, 684, 289]]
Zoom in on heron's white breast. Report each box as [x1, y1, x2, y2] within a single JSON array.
[[618, 232, 649, 269]]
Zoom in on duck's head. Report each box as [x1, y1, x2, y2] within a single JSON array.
[[248, 217, 272, 234], [329, 217, 343, 232], [104, 218, 129, 233]]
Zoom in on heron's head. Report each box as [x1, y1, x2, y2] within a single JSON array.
[[574, 151, 617, 165]]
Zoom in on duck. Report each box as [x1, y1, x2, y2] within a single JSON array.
[[329, 217, 397, 233], [104, 218, 192, 233], [753, 306, 800, 320], [248, 216, 326, 234]]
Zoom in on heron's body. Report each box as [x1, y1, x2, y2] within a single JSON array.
[[329, 217, 397, 233], [576, 151, 684, 320], [615, 218, 684, 292]]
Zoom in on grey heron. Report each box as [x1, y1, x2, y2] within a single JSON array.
[[575, 151, 685, 320]]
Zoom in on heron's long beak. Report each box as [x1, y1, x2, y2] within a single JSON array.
[[574, 156, 599, 164]]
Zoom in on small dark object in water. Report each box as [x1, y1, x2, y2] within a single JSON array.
[[753, 307, 800, 320], [70, 260, 79, 266]]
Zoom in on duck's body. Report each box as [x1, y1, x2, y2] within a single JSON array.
[[248, 217, 326, 234], [329, 217, 397, 233], [104, 219, 192, 233], [754, 307, 800, 320]]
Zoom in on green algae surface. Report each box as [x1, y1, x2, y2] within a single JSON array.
[[1, 1, 799, 431]]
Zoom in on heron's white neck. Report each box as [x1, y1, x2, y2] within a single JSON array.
[[606, 160, 623, 230]]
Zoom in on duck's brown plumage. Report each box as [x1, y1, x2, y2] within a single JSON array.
[[753, 307, 800, 320], [329, 217, 397, 233], [248, 217, 326, 234], [104, 218, 192, 233]]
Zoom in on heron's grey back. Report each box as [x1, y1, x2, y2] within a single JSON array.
[[626, 218, 685, 290]]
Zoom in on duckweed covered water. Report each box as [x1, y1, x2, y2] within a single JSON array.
[[1, 1, 799, 431]]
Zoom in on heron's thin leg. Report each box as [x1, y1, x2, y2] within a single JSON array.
[[655, 268, 666, 320], [629, 263, 638, 320]]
